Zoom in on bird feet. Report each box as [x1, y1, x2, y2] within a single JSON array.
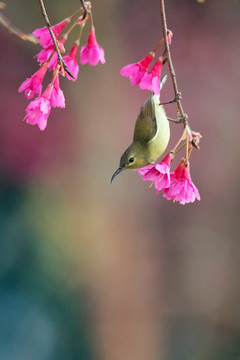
[[159, 92, 182, 106]]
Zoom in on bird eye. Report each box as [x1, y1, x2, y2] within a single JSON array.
[[129, 157, 134, 163]]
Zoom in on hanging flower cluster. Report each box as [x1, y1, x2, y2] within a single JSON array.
[[136, 131, 201, 205], [18, 3, 105, 131], [120, 32, 172, 95]]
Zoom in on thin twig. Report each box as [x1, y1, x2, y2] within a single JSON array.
[[0, 9, 38, 43], [38, 0, 74, 79], [159, 0, 200, 148], [160, 93, 182, 106], [159, 0, 188, 125], [80, 0, 88, 19], [167, 117, 181, 124]]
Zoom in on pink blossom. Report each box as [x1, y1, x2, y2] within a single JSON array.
[[18, 64, 48, 99], [63, 42, 79, 81], [35, 37, 66, 71], [139, 57, 163, 95], [36, 45, 54, 64], [50, 74, 65, 108], [39, 49, 57, 71], [136, 164, 154, 176], [137, 153, 173, 193], [80, 26, 105, 66], [163, 160, 200, 205], [33, 19, 70, 48], [120, 52, 155, 86], [24, 85, 53, 131]]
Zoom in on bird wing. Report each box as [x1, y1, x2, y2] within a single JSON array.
[[133, 95, 157, 143]]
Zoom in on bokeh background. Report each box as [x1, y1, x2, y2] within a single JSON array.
[[1, 0, 240, 359]]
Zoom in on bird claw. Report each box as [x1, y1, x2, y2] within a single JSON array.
[[159, 92, 182, 106], [167, 117, 181, 124]]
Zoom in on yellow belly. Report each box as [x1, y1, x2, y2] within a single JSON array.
[[147, 105, 170, 163]]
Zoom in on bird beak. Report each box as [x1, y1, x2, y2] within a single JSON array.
[[111, 166, 124, 183]]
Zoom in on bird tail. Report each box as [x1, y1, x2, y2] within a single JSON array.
[[144, 75, 168, 113]]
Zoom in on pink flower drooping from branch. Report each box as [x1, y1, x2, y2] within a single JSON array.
[[36, 46, 54, 64], [139, 57, 163, 95], [120, 52, 155, 86], [50, 73, 65, 108], [163, 160, 200, 205], [63, 42, 80, 81], [136, 153, 173, 193], [33, 19, 70, 48], [24, 85, 53, 131], [80, 26, 105, 66], [35, 36, 66, 71], [18, 64, 48, 99]]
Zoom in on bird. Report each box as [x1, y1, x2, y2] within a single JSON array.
[[111, 79, 170, 182]]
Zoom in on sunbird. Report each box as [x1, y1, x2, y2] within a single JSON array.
[[111, 89, 170, 182]]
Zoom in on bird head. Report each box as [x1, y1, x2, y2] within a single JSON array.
[[111, 143, 150, 182]]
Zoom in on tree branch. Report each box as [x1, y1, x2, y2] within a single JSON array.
[[0, 5, 38, 43], [159, 0, 188, 124], [80, 0, 88, 20], [38, 0, 74, 79], [159, 0, 201, 148]]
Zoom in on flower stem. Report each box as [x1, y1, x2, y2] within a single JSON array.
[[89, 11, 94, 28], [153, 38, 164, 53], [153, 30, 172, 54], [77, 22, 85, 43], [65, 21, 77, 37], [172, 129, 187, 153], [51, 64, 60, 85], [68, 8, 82, 22], [45, 49, 55, 65], [173, 141, 187, 156]]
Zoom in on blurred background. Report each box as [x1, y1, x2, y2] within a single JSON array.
[[0, 0, 240, 359]]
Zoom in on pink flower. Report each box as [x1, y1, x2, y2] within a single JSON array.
[[24, 85, 53, 131], [139, 57, 163, 95], [50, 74, 65, 108], [36, 45, 54, 64], [80, 26, 105, 66], [120, 52, 155, 86], [137, 153, 173, 193], [35, 37, 66, 71], [163, 160, 200, 205], [63, 42, 79, 81], [18, 64, 48, 99], [33, 19, 70, 48], [136, 164, 154, 176]]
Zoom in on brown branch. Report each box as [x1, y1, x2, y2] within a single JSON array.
[[80, 0, 88, 20], [0, 7, 38, 44], [159, 0, 188, 125], [159, 0, 200, 148], [38, 0, 74, 79]]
